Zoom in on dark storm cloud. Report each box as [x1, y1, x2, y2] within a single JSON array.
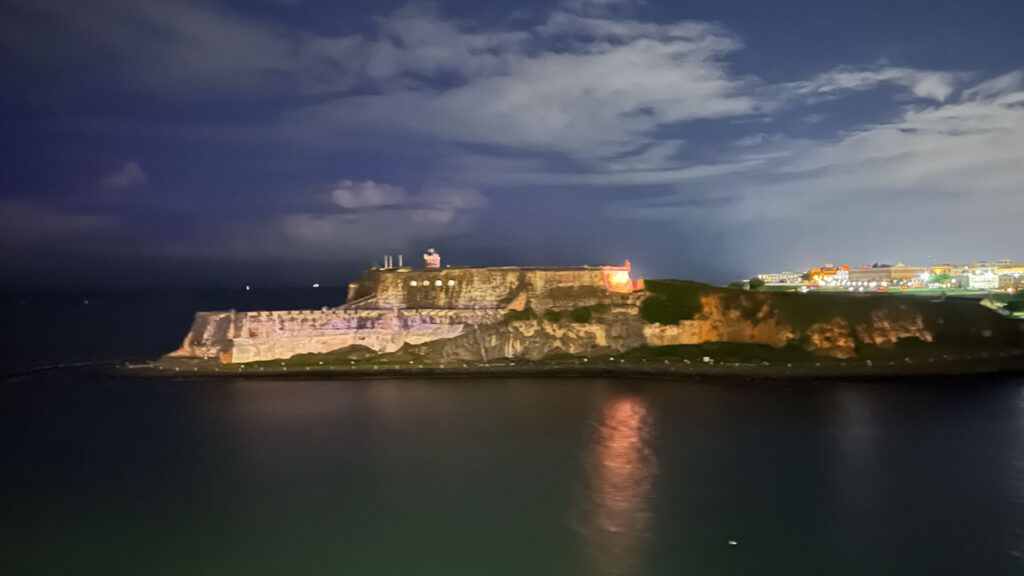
[[1, 0, 294, 95], [0, 201, 117, 248], [1, 0, 1022, 286]]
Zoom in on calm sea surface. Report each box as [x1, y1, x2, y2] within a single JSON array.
[[2, 290, 1023, 575]]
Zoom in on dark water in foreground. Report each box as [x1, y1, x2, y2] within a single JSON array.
[[3, 372, 1024, 575], [2, 289, 1024, 574]]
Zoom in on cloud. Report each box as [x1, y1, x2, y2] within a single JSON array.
[[5, 0, 1020, 275], [560, 0, 646, 15], [625, 72, 1024, 238], [329, 179, 485, 213], [775, 65, 962, 104], [0, 201, 117, 248], [330, 180, 407, 209], [100, 162, 147, 189], [279, 5, 757, 161], [5, 1, 967, 168], [3, 0, 293, 94], [278, 6, 974, 179], [962, 70, 1024, 101], [454, 159, 763, 187], [732, 133, 778, 147], [267, 181, 487, 258]]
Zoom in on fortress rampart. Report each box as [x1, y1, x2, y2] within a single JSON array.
[[345, 266, 638, 310], [170, 308, 505, 364]]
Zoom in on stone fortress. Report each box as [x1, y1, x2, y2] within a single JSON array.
[[171, 249, 644, 364]]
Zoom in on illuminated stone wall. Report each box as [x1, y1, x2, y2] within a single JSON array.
[[169, 308, 504, 363], [346, 267, 618, 310]]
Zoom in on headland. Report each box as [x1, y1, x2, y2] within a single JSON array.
[[136, 252, 1024, 379]]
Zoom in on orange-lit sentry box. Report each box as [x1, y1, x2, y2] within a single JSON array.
[[601, 260, 644, 293]]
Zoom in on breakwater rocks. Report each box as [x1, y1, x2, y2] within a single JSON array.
[[140, 348, 1024, 380]]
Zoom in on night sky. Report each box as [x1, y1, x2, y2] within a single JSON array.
[[2, 0, 1022, 288]]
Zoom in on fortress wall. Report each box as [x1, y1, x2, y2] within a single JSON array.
[[372, 269, 523, 309], [170, 266, 631, 364], [350, 268, 611, 310], [170, 308, 504, 363]]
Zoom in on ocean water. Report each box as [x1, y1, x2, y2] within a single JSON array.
[[0, 288, 342, 375], [2, 290, 1023, 574]]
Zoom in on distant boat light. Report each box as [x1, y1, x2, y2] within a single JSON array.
[[312, 283, 320, 288]]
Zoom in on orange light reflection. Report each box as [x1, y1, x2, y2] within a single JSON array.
[[580, 396, 656, 575]]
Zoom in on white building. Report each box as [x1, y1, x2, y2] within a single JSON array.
[[968, 271, 1000, 290], [757, 271, 803, 284]]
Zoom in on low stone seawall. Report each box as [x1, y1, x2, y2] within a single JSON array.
[[169, 308, 504, 363]]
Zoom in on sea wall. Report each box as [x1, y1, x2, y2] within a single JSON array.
[[169, 308, 504, 364]]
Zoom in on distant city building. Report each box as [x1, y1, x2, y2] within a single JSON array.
[[752, 258, 1021, 291], [888, 262, 929, 283], [994, 263, 1024, 279], [848, 265, 893, 284], [927, 265, 957, 277], [757, 271, 803, 284], [847, 262, 932, 286], [969, 259, 1019, 271], [808, 264, 849, 285], [998, 274, 1023, 290], [968, 271, 1000, 290]]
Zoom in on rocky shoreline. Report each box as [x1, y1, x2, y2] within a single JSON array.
[[121, 349, 1024, 381]]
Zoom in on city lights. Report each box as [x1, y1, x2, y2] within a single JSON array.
[[754, 259, 1024, 293]]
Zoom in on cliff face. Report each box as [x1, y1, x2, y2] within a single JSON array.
[[638, 293, 936, 359], [393, 293, 951, 362], [855, 309, 933, 347], [804, 318, 856, 358], [406, 307, 647, 361], [643, 295, 794, 348]]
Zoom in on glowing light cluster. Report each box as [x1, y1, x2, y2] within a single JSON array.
[[601, 260, 641, 293]]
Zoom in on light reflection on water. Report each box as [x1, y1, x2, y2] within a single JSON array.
[[579, 396, 657, 575], [1013, 387, 1024, 562]]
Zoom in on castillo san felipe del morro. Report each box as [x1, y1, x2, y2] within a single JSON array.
[[161, 249, 1024, 376]]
